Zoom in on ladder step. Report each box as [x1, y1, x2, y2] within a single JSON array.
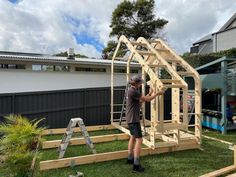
[[113, 104, 123, 106], [114, 88, 125, 91], [136, 50, 156, 56], [112, 111, 125, 114], [113, 118, 126, 121]]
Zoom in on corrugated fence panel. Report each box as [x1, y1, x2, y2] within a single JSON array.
[[0, 87, 172, 128]]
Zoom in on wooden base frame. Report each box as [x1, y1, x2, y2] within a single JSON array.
[[40, 124, 200, 171], [199, 145, 236, 177]]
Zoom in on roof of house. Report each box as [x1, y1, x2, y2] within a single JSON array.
[[193, 12, 236, 45], [0, 51, 140, 67], [193, 34, 212, 45], [218, 13, 236, 32]]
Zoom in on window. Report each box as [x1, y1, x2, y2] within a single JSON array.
[[32, 65, 42, 71], [114, 68, 126, 73], [42, 65, 54, 71], [75, 67, 106, 72], [0, 64, 25, 70], [55, 65, 70, 72], [32, 65, 70, 72], [0, 64, 8, 69], [8, 64, 17, 69], [131, 69, 139, 73], [16, 65, 25, 69]]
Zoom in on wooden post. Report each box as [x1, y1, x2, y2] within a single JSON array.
[[171, 62, 180, 123], [234, 145, 236, 165], [142, 69, 146, 121], [111, 41, 121, 123], [194, 76, 202, 144], [182, 87, 188, 129]]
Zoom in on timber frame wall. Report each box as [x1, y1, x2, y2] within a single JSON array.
[[111, 35, 202, 149]]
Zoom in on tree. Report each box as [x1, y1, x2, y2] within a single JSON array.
[[103, 0, 168, 58]]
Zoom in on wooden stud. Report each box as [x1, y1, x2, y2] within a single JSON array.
[[234, 145, 236, 165], [42, 133, 129, 149], [111, 41, 122, 123], [199, 165, 236, 177], [40, 140, 199, 171], [42, 125, 115, 136]]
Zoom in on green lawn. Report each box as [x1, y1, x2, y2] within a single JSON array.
[[1, 128, 236, 177]]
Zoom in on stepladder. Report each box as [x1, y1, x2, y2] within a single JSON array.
[[58, 118, 96, 159]]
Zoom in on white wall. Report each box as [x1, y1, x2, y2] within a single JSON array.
[[0, 70, 129, 93], [216, 28, 236, 51]]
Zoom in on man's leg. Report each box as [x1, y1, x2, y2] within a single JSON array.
[[133, 123, 145, 172], [127, 135, 135, 163], [134, 137, 142, 165]]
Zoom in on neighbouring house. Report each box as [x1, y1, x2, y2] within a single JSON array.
[[0, 50, 140, 93], [191, 13, 236, 54]]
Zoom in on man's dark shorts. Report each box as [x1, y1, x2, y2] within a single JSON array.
[[128, 123, 142, 138]]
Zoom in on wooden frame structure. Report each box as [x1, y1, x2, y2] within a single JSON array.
[[111, 35, 202, 149], [39, 36, 203, 171], [39, 124, 199, 171]]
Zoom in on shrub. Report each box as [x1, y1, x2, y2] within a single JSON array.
[[0, 115, 44, 177], [182, 48, 236, 68]]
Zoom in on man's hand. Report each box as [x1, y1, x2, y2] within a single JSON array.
[[148, 87, 153, 95], [158, 87, 167, 95]]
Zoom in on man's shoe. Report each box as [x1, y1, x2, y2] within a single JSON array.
[[126, 159, 134, 164], [133, 164, 145, 172]]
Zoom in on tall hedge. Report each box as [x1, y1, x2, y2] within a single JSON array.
[[182, 48, 236, 68]]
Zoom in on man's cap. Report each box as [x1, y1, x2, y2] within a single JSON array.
[[130, 75, 145, 84]]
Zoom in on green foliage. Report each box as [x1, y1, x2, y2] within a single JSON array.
[[109, 0, 167, 39], [0, 115, 44, 177], [182, 48, 236, 68], [54, 51, 88, 58], [103, 0, 168, 58]]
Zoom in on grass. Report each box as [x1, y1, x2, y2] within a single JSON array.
[[1, 128, 236, 177]]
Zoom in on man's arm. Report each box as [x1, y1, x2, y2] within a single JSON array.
[[139, 87, 154, 103], [140, 90, 165, 102]]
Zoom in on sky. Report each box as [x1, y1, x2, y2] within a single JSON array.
[[0, 0, 235, 58]]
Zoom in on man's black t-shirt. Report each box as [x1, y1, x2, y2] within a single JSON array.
[[126, 87, 141, 124]]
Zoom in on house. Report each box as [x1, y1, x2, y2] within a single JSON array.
[[0, 50, 140, 93], [191, 13, 236, 54]]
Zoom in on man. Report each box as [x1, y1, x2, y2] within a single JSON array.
[[126, 75, 166, 172]]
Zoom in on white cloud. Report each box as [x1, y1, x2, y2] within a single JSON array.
[[155, 0, 236, 54], [0, 0, 235, 57], [0, 0, 121, 57]]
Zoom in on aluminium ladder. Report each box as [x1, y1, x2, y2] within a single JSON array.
[[58, 118, 96, 159]]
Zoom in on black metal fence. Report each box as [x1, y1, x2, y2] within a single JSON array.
[[0, 87, 171, 128]]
